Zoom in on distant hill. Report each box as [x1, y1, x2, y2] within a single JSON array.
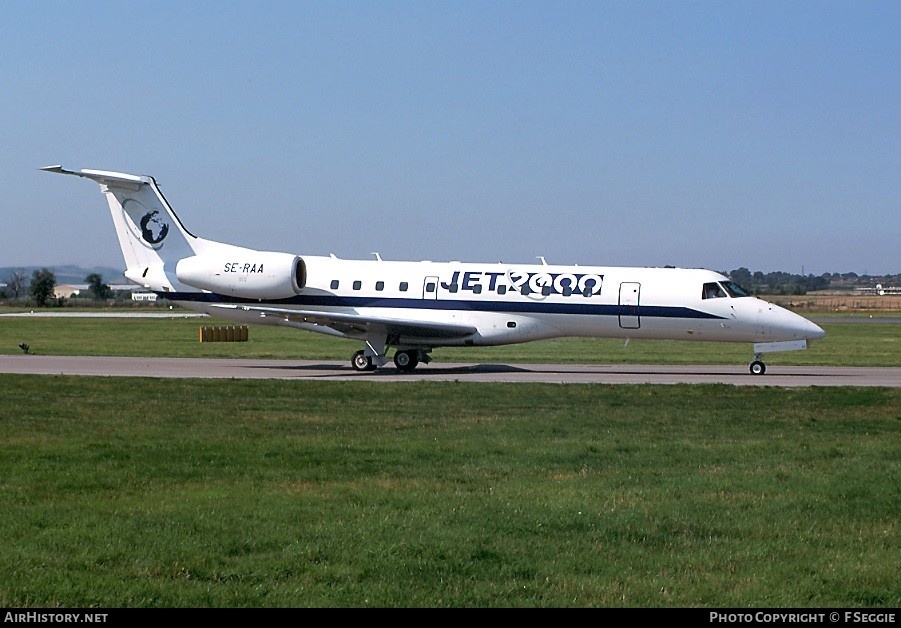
[[0, 265, 135, 287]]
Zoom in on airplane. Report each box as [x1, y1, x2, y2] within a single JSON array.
[[42, 165, 826, 375]]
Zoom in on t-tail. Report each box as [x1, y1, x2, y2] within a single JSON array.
[[42, 166, 203, 291], [43, 165, 279, 297]]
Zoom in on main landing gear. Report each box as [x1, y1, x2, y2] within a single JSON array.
[[392, 349, 420, 372], [351, 350, 377, 372], [350, 347, 430, 372]]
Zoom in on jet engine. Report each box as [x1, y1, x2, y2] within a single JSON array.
[[175, 251, 306, 299]]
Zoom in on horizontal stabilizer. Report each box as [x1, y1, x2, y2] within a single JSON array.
[[41, 165, 149, 189]]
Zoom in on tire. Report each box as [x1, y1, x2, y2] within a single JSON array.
[[393, 350, 419, 371], [352, 350, 374, 372], [749, 360, 766, 375]]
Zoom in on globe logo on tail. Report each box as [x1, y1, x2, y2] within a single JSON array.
[[121, 198, 169, 250], [139, 210, 169, 245]]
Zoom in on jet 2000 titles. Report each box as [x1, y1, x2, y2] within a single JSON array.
[[441, 269, 604, 296]]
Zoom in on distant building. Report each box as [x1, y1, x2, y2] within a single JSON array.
[[131, 292, 158, 302], [54, 284, 84, 298]]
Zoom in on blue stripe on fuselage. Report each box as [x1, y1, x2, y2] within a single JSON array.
[[162, 292, 725, 320]]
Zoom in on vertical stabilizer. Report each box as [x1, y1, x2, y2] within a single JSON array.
[[42, 166, 199, 291]]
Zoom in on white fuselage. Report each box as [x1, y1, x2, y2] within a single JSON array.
[[169, 255, 824, 348]]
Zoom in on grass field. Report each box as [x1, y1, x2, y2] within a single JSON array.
[[0, 310, 898, 607], [1, 309, 898, 367], [1, 377, 898, 607]]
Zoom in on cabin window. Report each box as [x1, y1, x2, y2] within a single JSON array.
[[541, 286, 552, 296], [448, 283, 459, 293], [562, 286, 573, 296], [353, 280, 362, 291], [425, 282, 436, 293], [375, 281, 384, 291], [507, 321, 517, 328], [330, 280, 339, 290], [399, 281, 409, 292], [497, 285, 506, 295], [702, 282, 727, 299], [521, 285, 532, 295], [473, 284, 483, 294]]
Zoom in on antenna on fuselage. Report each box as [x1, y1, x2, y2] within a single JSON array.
[[372, 252, 382, 261], [537, 256, 548, 266]]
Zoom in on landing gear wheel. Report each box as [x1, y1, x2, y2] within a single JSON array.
[[352, 350, 375, 372], [749, 360, 766, 376], [393, 349, 419, 371]]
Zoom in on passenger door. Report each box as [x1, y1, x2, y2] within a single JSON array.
[[618, 282, 640, 329]]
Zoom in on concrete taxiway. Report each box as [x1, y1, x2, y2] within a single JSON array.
[[1, 354, 898, 386]]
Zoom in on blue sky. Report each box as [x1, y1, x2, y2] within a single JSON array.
[[2, 1, 898, 276]]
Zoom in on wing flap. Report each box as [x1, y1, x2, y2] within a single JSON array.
[[210, 304, 477, 340]]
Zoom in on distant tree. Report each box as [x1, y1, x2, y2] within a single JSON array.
[[30, 268, 56, 306], [85, 273, 113, 300], [805, 275, 829, 292], [5, 269, 27, 298], [728, 267, 753, 288]]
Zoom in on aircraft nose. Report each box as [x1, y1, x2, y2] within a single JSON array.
[[767, 304, 827, 341], [804, 317, 827, 340], [785, 309, 826, 340]]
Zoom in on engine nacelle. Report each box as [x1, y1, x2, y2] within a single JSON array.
[[175, 251, 306, 299]]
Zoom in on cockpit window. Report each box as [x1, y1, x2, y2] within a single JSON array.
[[702, 282, 727, 299], [721, 281, 750, 297]]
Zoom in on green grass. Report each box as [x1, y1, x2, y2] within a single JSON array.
[[1, 377, 899, 607], [1, 310, 898, 607], [0, 311, 898, 366]]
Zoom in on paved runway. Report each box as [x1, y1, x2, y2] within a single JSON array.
[[1, 354, 898, 386]]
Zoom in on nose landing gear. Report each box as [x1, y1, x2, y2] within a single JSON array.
[[749, 353, 766, 375]]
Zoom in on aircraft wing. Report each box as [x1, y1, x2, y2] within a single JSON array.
[[210, 304, 478, 340]]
